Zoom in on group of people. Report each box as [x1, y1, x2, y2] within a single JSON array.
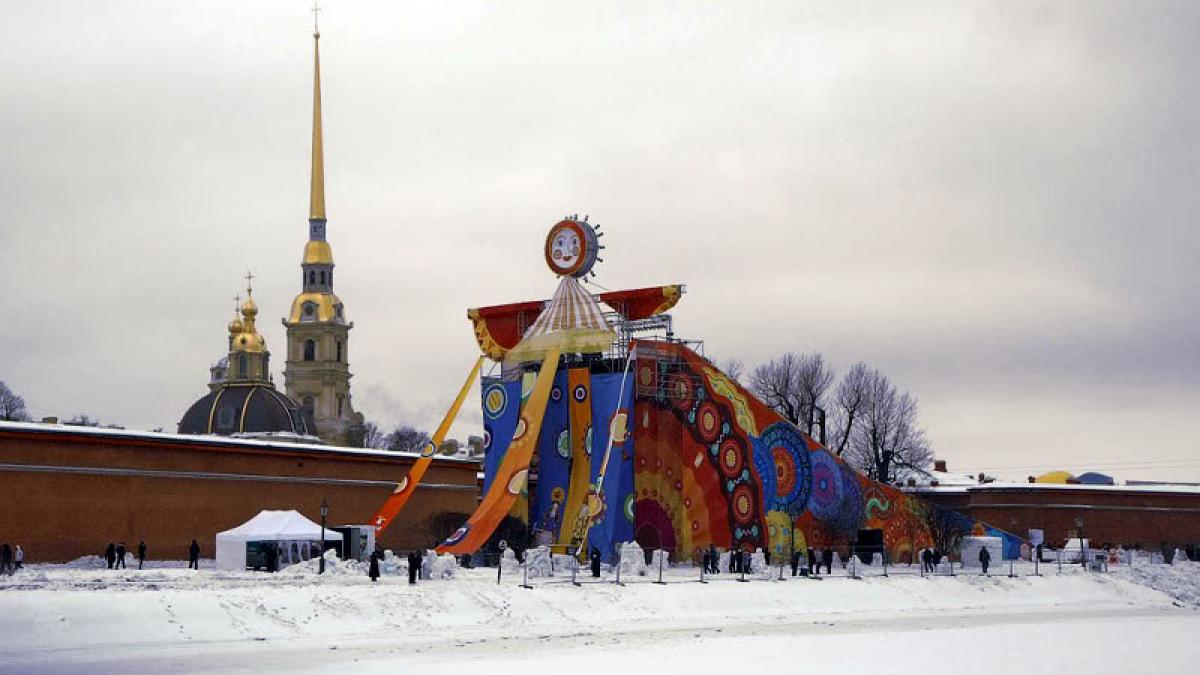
[[367, 549, 423, 584], [696, 544, 836, 577], [99, 540, 201, 570], [0, 543, 23, 574], [920, 547, 944, 573], [103, 541, 148, 570]]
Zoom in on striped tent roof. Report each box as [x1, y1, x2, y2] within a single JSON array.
[[505, 276, 616, 363]]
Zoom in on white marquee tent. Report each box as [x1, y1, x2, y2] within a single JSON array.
[[215, 510, 342, 571]]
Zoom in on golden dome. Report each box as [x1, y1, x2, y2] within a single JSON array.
[[232, 331, 267, 353], [227, 313, 244, 336], [240, 294, 259, 319], [303, 240, 334, 265], [288, 291, 344, 324]]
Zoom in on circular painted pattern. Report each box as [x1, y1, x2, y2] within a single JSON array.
[[668, 374, 692, 403], [551, 386, 563, 403], [573, 385, 588, 402], [420, 442, 437, 458], [556, 429, 571, 458], [773, 447, 796, 497], [483, 427, 492, 450], [808, 450, 842, 521], [506, 469, 529, 495], [443, 524, 470, 547], [731, 483, 755, 525], [718, 438, 745, 479], [394, 475, 410, 495], [623, 493, 636, 523], [638, 365, 655, 388], [512, 417, 528, 442], [483, 384, 508, 419], [609, 411, 629, 445], [695, 401, 721, 442]]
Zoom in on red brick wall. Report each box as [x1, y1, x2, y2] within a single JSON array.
[[0, 427, 480, 562], [914, 486, 1200, 549]]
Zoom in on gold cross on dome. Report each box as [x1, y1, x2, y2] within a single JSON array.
[[244, 270, 255, 293], [312, 2, 321, 34]]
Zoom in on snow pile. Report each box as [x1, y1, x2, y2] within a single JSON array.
[[618, 541, 648, 576], [422, 550, 458, 580], [1121, 558, 1200, 607], [278, 550, 364, 577]]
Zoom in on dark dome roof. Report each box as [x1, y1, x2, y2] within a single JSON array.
[[178, 383, 315, 437]]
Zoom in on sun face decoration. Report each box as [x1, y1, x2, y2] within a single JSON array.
[[544, 217, 601, 278]]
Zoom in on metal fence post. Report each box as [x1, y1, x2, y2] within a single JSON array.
[[654, 549, 667, 585], [520, 560, 532, 590]]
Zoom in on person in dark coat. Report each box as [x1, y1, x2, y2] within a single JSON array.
[[104, 543, 116, 569], [0, 544, 11, 575], [407, 551, 420, 584], [115, 542, 126, 569], [790, 550, 801, 577], [188, 539, 200, 570], [806, 547, 816, 575], [266, 545, 277, 573], [821, 548, 833, 575], [589, 547, 602, 578], [979, 546, 991, 575], [707, 544, 719, 574], [368, 551, 380, 582], [701, 549, 710, 575], [921, 548, 931, 573], [136, 541, 147, 570]]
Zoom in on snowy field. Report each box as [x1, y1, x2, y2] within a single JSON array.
[[1, 558, 1197, 674]]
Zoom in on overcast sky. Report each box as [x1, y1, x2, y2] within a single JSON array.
[[2, 1, 1197, 482]]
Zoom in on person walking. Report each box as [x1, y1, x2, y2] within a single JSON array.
[[0, 544, 11, 575], [589, 547, 602, 578], [821, 548, 833, 575], [707, 544, 719, 574], [368, 550, 380, 583], [14, 545, 24, 571], [790, 550, 800, 577], [136, 541, 146, 570], [979, 546, 991, 575], [188, 539, 200, 570], [104, 542, 116, 570], [407, 551, 419, 585], [115, 542, 127, 569]]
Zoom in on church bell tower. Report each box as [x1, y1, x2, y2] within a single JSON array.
[[283, 21, 364, 446]]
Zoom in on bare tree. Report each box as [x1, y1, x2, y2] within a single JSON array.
[[721, 358, 746, 384], [749, 352, 833, 435], [828, 362, 870, 456], [841, 368, 932, 483], [386, 424, 432, 454], [923, 503, 972, 558], [360, 421, 387, 449], [0, 381, 31, 422], [64, 414, 101, 427]]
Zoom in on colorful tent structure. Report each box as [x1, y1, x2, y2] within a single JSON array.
[[375, 216, 1025, 563]]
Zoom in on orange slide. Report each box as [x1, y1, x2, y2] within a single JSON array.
[[371, 355, 485, 536]]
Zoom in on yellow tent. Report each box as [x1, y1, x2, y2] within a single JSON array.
[[1035, 470, 1075, 484]]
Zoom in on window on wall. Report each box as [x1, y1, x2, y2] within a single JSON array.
[[303, 339, 315, 361], [308, 271, 316, 284], [237, 354, 248, 378], [336, 340, 343, 362], [303, 303, 316, 321], [319, 270, 326, 285], [337, 395, 343, 417]]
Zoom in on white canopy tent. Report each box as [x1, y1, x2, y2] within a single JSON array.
[[215, 510, 342, 571]]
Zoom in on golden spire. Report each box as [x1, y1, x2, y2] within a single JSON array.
[[308, 2, 326, 222]]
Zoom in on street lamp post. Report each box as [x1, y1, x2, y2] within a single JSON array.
[[1075, 516, 1086, 570], [319, 498, 330, 575]]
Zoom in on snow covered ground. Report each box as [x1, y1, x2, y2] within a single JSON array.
[[1, 558, 1197, 673]]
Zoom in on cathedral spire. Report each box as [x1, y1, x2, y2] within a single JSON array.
[[308, 5, 326, 224]]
